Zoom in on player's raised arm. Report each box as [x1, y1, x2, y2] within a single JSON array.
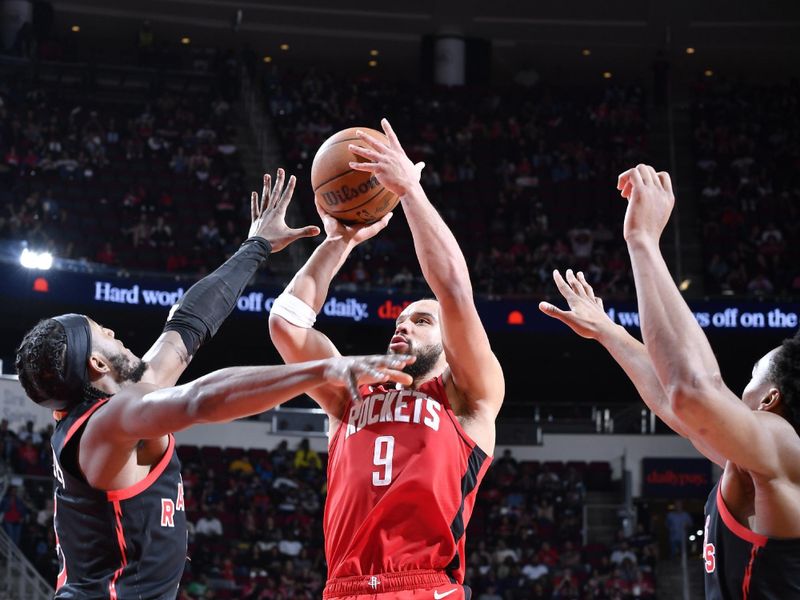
[[619, 165, 800, 477], [540, 268, 725, 467], [141, 169, 319, 388], [268, 202, 392, 418], [349, 119, 504, 429]]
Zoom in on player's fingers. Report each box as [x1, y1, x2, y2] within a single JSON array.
[[617, 168, 634, 190], [636, 164, 654, 186], [595, 296, 604, 310], [381, 118, 401, 147], [278, 175, 296, 212], [552, 269, 577, 300], [270, 168, 285, 207], [288, 225, 321, 240], [250, 191, 258, 222], [346, 370, 360, 405], [565, 269, 586, 298], [261, 173, 271, 214], [621, 181, 633, 199], [349, 161, 379, 172], [628, 167, 645, 191], [415, 161, 426, 174], [647, 165, 661, 189], [348, 144, 382, 162], [538, 301, 569, 322], [364, 353, 415, 368], [577, 271, 596, 299], [355, 129, 391, 153], [657, 171, 673, 195]]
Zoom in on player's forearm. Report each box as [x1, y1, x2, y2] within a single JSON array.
[[596, 323, 688, 437], [401, 182, 473, 300], [285, 238, 353, 312], [180, 362, 330, 423], [626, 236, 723, 394]]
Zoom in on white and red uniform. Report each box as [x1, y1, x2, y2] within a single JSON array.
[[323, 376, 491, 599]]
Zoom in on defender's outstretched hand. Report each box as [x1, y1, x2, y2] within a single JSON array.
[[249, 168, 321, 252], [347, 118, 425, 198], [539, 269, 615, 340], [616, 164, 674, 244], [324, 354, 416, 405]]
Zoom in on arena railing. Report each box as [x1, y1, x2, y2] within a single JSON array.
[[0, 525, 54, 600]]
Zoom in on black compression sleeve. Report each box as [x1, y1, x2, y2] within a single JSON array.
[[163, 236, 271, 356]]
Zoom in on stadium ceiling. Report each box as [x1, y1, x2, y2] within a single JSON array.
[[51, 0, 800, 82]]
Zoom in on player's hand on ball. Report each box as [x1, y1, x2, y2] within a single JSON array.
[[347, 118, 425, 198], [249, 168, 321, 252], [616, 164, 674, 244], [314, 200, 392, 246], [325, 355, 415, 404], [539, 270, 615, 340]]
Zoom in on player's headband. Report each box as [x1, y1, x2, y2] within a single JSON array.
[[52, 313, 92, 408]]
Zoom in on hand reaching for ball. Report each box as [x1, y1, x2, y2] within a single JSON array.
[[348, 118, 425, 198], [315, 199, 393, 247]]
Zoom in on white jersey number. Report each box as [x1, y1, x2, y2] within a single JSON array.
[[372, 435, 395, 487]]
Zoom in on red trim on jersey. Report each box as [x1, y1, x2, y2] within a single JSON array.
[[106, 435, 175, 502], [54, 493, 68, 590], [63, 398, 110, 446], [741, 544, 760, 600], [109, 500, 128, 599], [716, 485, 767, 547]]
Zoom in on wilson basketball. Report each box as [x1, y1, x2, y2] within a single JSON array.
[[311, 127, 399, 224]]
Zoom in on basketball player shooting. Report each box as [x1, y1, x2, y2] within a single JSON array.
[[268, 119, 505, 600], [542, 165, 800, 599], [14, 169, 415, 599]]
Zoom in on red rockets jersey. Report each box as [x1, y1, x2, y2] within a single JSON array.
[[323, 375, 491, 585]]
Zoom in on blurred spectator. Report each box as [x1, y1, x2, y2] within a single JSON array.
[[293, 438, 321, 471], [1, 486, 27, 546], [665, 501, 693, 558]]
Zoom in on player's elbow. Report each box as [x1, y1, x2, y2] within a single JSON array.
[[666, 374, 723, 420], [184, 381, 219, 424]]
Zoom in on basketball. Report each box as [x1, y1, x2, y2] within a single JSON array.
[[311, 127, 399, 224]]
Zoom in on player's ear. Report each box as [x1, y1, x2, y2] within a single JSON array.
[[758, 387, 781, 412], [88, 352, 111, 377]]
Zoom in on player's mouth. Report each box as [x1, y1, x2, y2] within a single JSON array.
[[389, 335, 409, 351]]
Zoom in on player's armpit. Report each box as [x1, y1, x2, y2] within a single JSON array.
[[672, 386, 800, 478]]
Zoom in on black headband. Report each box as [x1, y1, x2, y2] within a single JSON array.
[[52, 313, 92, 407]]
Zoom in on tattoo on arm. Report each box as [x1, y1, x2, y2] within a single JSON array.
[[164, 339, 192, 365]]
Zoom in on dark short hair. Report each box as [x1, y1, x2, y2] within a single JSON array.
[[769, 333, 800, 434], [15, 319, 104, 410]]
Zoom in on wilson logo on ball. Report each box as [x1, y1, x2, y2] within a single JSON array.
[[320, 176, 380, 206]]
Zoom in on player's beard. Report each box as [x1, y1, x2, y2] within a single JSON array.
[[388, 339, 443, 380], [108, 353, 148, 383]]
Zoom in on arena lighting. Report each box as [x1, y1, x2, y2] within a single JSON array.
[[602, 71, 612, 79], [368, 60, 378, 67], [679, 278, 692, 291], [19, 248, 53, 270], [181, 37, 191, 45], [262, 56, 272, 63], [704, 69, 714, 77], [71, 25, 80, 33], [280, 43, 290, 51], [686, 47, 696, 55], [689, 535, 696, 542], [696, 529, 703, 536], [370, 49, 379, 56], [581, 48, 591, 56]]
